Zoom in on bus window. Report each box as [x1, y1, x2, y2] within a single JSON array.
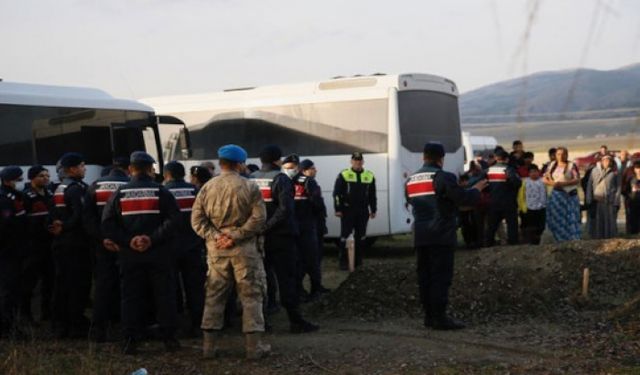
[[398, 91, 461, 152], [174, 98, 388, 159], [0, 104, 42, 164]]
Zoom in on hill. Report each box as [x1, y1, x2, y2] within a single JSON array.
[[460, 63, 640, 123]]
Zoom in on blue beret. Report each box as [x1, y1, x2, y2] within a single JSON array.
[[59, 152, 85, 168], [283, 154, 300, 164], [165, 161, 186, 179], [218, 144, 247, 163], [130, 151, 155, 166], [0, 166, 24, 182], [300, 159, 314, 170], [423, 142, 445, 158]]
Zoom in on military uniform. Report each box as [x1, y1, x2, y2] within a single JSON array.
[[21, 183, 54, 321], [102, 167, 181, 351], [0, 168, 27, 337], [406, 152, 481, 329], [50, 174, 91, 336], [333, 166, 376, 268], [165, 177, 205, 333], [485, 161, 522, 246], [84, 167, 129, 339], [192, 171, 267, 333]]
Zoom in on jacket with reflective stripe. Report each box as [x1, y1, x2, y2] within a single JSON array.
[[49, 177, 89, 247], [250, 165, 298, 236], [165, 179, 203, 251], [406, 164, 480, 247], [333, 168, 377, 214], [0, 185, 28, 258], [23, 185, 54, 243], [487, 162, 522, 210], [83, 169, 129, 242]]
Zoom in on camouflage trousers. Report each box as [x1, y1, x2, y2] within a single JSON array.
[[201, 255, 267, 333]]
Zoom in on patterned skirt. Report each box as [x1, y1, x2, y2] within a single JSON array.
[[546, 190, 581, 242]]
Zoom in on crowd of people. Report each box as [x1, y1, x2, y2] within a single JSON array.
[[0, 144, 381, 359], [458, 141, 640, 248]]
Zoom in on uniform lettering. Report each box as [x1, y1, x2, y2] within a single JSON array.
[[169, 188, 196, 212], [253, 178, 274, 202], [487, 167, 507, 182], [406, 172, 436, 198], [120, 188, 161, 215]]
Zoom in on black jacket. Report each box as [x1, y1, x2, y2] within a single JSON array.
[[250, 164, 298, 237], [101, 174, 180, 263], [164, 179, 203, 252], [23, 184, 54, 246], [486, 163, 521, 210], [83, 168, 129, 242], [293, 173, 324, 224], [333, 168, 377, 214], [406, 163, 480, 247], [50, 177, 89, 248], [0, 185, 27, 259]]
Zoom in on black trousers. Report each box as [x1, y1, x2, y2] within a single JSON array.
[[522, 208, 546, 245], [264, 234, 303, 323], [339, 209, 369, 268], [0, 258, 21, 337], [485, 207, 519, 246], [296, 220, 322, 294], [459, 210, 480, 249], [20, 241, 54, 321], [174, 248, 206, 330], [120, 260, 177, 340], [52, 245, 92, 332], [416, 245, 454, 319], [92, 248, 121, 329]]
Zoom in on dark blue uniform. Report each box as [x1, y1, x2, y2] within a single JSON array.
[[21, 184, 54, 322], [292, 173, 324, 297], [0, 184, 27, 337], [333, 168, 377, 268], [485, 163, 521, 246], [102, 174, 181, 344], [50, 177, 92, 337], [165, 179, 205, 333], [83, 168, 129, 339], [406, 163, 480, 326]]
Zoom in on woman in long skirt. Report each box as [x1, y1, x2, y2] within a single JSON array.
[[543, 147, 582, 242]]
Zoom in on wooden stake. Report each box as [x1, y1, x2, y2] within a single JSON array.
[[582, 268, 590, 299], [347, 234, 355, 273]]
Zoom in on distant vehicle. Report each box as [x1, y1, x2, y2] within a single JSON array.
[[462, 132, 498, 171], [143, 73, 464, 238], [0, 81, 189, 182]]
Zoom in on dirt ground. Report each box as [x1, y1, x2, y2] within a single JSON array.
[[1, 238, 640, 375]]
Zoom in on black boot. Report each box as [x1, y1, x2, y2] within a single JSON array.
[[122, 337, 139, 355], [432, 315, 466, 330], [287, 308, 319, 334]]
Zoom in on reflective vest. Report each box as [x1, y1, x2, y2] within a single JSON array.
[[341, 169, 375, 184]]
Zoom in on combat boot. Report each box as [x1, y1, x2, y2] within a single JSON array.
[[245, 332, 271, 360], [432, 315, 466, 330], [202, 330, 220, 359]]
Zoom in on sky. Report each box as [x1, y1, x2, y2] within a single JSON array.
[[1, 0, 639, 99]]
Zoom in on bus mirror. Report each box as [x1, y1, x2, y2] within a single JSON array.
[[179, 126, 193, 159]]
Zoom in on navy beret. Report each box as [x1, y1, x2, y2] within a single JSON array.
[[0, 166, 24, 182], [283, 154, 300, 164], [112, 156, 130, 169], [27, 165, 47, 180], [259, 145, 282, 163], [59, 152, 85, 168], [423, 142, 445, 158], [165, 161, 186, 179], [130, 151, 155, 166], [218, 144, 248, 163], [300, 159, 314, 170]]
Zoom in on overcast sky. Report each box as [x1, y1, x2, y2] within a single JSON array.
[[1, 0, 639, 99]]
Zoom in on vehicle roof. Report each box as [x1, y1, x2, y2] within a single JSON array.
[[142, 73, 458, 113], [0, 81, 154, 112]]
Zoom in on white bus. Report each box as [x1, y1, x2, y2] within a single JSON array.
[[0, 80, 188, 183], [142, 73, 463, 238]]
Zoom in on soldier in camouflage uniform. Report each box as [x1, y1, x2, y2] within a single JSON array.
[[191, 144, 270, 360]]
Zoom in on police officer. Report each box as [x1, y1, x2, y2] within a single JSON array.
[[406, 143, 487, 330], [49, 152, 92, 338], [251, 145, 319, 333], [333, 152, 377, 269], [0, 167, 28, 338], [83, 157, 130, 342], [485, 149, 522, 246], [191, 145, 270, 359], [163, 161, 206, 336], [102, 151, 181, 354], [21, 166, 54, 323], [282, 155, 327, 300], [300, 159, 329, 284]]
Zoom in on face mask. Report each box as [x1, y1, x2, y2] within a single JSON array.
[[283, 168, 297, 179]]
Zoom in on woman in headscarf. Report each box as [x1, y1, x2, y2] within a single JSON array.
[[543, 147, 582, 242], [585, 155, 620, 239]]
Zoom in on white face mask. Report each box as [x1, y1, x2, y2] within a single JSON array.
[[283, 168, 297, 179]]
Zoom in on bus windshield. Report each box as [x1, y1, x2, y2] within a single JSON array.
[[398, 90, 461, 153], [0, 104, 153, 165]]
